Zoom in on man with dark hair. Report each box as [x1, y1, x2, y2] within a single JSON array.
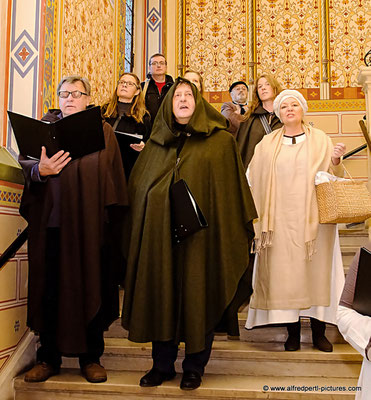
[[141, 53, 174, 126], [20, 75, 128, 384], [221, 80, 249, 135]]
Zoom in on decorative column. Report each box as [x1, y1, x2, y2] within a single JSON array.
[[5, 0, 45, 157], [320, 0, 330, 99], [177, 0, 184, 77], [357, 66, 371, 192], [143, 0, 164, 79], [247, 0, 255, 102], [0, 0, 9, 147]]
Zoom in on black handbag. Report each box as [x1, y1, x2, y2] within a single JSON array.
[[170, 179, 208, 245]]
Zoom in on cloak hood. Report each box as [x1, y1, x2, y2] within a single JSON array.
[[150, 77, 228, 146]]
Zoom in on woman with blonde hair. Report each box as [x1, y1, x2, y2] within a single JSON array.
[[102, 72, 151, 179], [183, 70, 204, 96], [236, 73, 283, 169]]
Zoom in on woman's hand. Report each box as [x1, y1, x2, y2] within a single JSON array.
[[130, 141, 145, 152], [331, 143, 346, 165]]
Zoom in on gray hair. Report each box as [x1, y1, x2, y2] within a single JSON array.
[[57, 75, 91, 96]]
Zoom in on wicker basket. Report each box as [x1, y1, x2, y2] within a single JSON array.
[[316, 179, 371, 224]]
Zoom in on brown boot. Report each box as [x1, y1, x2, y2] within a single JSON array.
[[24, 362, 60, 382], [284, 321, 301, 351], [81, 363, 107, 383], [310, 318, 333, 352]]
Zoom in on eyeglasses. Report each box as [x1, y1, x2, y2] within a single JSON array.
[[150, 61, 166, 66], [117, 80, 137, 88], [58, 90, 87, 99]]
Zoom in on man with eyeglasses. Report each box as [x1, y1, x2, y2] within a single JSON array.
[[141, 53, 174, 126], [19, 75, 128, 384]]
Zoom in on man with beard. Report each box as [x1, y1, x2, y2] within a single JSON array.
[[221, 80, 249, 135]]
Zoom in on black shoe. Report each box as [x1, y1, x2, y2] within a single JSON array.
[[310, 318, 333, 352], [284, 335, 301, 351], [139, 368, 176, 387], [284, 321, 301, 351], [313, 335, 333, 352], [180, 371, 202, 390]]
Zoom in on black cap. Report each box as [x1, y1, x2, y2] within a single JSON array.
[[229, 81, 248, 92]]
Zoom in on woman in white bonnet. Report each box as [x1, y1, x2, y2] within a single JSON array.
[[245, 89, 346, 352]]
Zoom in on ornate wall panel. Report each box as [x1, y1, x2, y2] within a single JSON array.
[[329, 0, 371, 89], [6, 0, 43, 157], [118, 0, 126, 76], [61, 0, 115, 105], [143, 0, 164, 78], [42, 0, 57, 115], [184, 0, 247, 92], [256, 0, 321, 90]]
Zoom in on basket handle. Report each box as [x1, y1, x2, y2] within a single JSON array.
[[342, 163, 355, 182]]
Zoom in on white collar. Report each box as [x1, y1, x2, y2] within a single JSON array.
[[282, 133, 306, 145]]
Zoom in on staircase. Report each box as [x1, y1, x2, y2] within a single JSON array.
[[13, 228, 368, 400]]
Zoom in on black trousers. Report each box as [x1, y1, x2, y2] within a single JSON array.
[[151, 332, 214, 376], [36, 228, 104, 368]]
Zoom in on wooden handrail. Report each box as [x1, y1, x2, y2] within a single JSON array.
[[343, 144, 367, 159], [0, 227, 28, 270], [359, 120, 371, 150]]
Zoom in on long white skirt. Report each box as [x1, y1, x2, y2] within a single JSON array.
[[246, 226, 345, 328]]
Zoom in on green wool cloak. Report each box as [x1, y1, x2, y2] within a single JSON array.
[[122, 78, 257, 354]]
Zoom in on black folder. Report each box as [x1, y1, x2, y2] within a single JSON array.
[[7, 106, 105, 160], [353, 247, 371, 317], [170, 179, 208, 245]]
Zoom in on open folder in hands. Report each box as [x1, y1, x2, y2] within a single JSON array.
[[7, 106, 105, 160]]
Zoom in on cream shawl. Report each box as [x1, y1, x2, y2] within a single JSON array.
[[249, 124, 341, 259]]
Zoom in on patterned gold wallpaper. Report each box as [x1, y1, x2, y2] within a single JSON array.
[[185, 0, 371, 96], [184, 0, 248, 92], [329, 0, 371, 88], [61, 0, 115, 105], [256, 0, 321, 89]]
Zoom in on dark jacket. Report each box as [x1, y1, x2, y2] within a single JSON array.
[[19, 109, 128, 354], [122, 78, 257, 354], [236, 105, 282, 169], [102, 104, 151, 180], [141, 74, 174, 126]]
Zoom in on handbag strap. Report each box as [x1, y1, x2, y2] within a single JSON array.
[[259, 114, 272, 135], [142, 79, 150, 98], [112, 115, 122, 131], [174, 134, 187, 181]]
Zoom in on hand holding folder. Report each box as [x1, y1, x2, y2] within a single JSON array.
[[8, 106, 105, 160]]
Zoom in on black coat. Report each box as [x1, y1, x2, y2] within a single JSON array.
[[19, 110, 128, 354], [122, 78, 257, 353], [103, 109, 151, 180], [141, 74, 174, 127], [236, 105, 282, 169]]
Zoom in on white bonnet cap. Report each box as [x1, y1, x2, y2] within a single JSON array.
[[273, 89, 308, 121]]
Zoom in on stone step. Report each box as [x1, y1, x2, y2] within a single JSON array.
[[61, 338, 362, 379], [14, 370, 361, 399], [106, 316, 347, 344], [338, 228, 369, 248]]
